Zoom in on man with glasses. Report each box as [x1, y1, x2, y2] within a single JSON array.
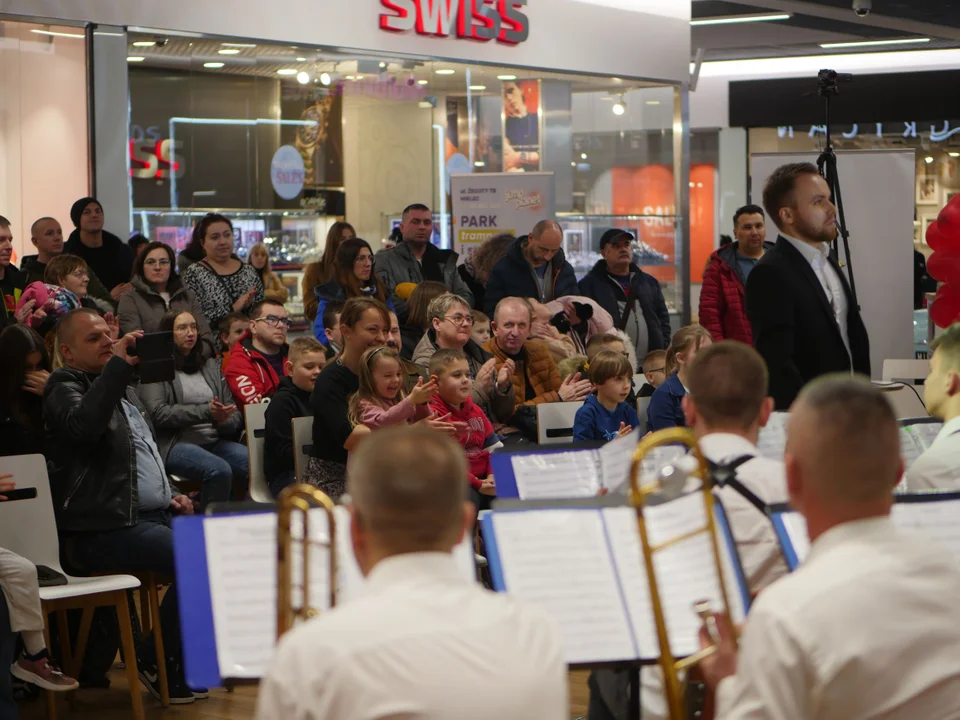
[[224, 300, 291, 408]]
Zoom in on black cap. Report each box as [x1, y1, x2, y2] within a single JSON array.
[[598, 229, 635, 249], [70, 197, 103, 228]]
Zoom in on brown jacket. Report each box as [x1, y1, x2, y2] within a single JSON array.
[[483, 338, 562, 410]]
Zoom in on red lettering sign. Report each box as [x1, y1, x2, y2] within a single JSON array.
[[379, 0, 529, 45]]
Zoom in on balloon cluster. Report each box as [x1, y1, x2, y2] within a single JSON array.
[[926, 195, 960, 328]]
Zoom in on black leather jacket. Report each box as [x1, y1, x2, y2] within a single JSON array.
[[43, 357, 156, 533]]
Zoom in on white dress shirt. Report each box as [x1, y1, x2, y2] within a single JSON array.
[[699, 433, 790, 593], [905, 415, 960, 492], [255, 552, 568, 720], [716, 517, 960, 720], [782, 233, 851, 362]]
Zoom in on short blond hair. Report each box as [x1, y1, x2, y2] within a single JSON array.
[[288, 336, 325, 366]]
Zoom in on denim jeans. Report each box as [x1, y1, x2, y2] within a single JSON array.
[[166, 440, 249, 506], [66, 511, 180, 670], [0, 593, 16, 720]]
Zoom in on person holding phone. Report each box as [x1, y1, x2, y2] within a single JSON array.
[[0, 481, 82, 711], [138, 311, 247, 508]]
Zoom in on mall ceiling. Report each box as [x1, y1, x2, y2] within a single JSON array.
[[692, 0, 960, 60]]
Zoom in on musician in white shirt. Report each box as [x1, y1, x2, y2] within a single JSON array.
[[699, 376, 960, 719], [255, 426, 568, 720], [683, 340, 789, 593], [906, 324, 960, 491]]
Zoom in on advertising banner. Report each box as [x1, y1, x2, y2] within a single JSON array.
[[451, 172, 555, 263]]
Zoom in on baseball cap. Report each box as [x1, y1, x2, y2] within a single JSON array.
[[598, 229, 635, 249]]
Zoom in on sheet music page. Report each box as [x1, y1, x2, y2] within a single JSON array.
[[779, 512, 811, 565], [756, 412, 789, 461], [892, 499, 960, 562], [899, 427, 928, 470], [599, 429, 641, 493], [491, 509, 638, 664], [603, 496, 746, 660], [511, 451, 600, 499]]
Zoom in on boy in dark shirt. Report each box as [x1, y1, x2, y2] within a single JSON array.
[[264, 337, 327, 497]]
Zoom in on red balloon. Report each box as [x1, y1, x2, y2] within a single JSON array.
[[937, 199, 960, 242], [927, 221, 950, 252], [931, 290, 960, 328], [927, 250, 960, 284]]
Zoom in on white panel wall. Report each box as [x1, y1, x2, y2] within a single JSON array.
[[750, 150, 915, 379]]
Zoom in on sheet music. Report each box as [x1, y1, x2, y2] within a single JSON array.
[[892, 499, 960, 562], [899, 427, 925, 470], [756, 412, 789, 461], [630, 446, 686, 496], [511, 451, 600, 499], [491, 509, 638, 664], [599, 429, 641, 493]]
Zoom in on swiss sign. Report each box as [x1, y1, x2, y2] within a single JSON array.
[[380, 0, 530, 45]]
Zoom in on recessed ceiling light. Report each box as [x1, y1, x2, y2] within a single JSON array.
[[218, 48, 241, 55], [497, 74, 517, 81], [690, 12, 791, 26], [418, 79, 429, 85], [646, 100, 661, 105], [319, 72, 332, 86], [297, 71, 310, 84], [580, 153, 588, 160], [436, 68, 456, 75], [296, 57, 307, 62], [30, 29, 85, 39], [571, 162, 577, 167], [379, 62, 387, 68], [221, 42, 257, 48], [127, 56, 145, 62], [925, 156, 935, 164], [356, 75, 364, 80], [613, 101, 626, 116], [132, 40, 157, 47], [950, 152, 960, 158], [819, 37, 930, 49], [277, 68, 298, 76], [474, 161, 485, 167], [203, 62, 225, 69], [418, 101, 434, 109], [469, 85, 487, 91]]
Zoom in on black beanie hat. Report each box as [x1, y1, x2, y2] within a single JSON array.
[[70, 197, 103, 228]]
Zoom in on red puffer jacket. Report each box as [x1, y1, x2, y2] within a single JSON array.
[[699, 242, 773, 345]]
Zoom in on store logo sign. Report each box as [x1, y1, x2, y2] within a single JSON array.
[[380, 0, 530, 45], [270, 145, 305, 200]]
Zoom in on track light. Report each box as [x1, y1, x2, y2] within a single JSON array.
[[612, 95, 626, 116]]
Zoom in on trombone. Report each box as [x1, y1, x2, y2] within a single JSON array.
[[276, 484, 338, 639], [629, 428, 738, 720]]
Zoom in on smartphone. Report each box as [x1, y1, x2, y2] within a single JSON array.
[[130, 331, 176, 384], [0, 487, 37, 502]]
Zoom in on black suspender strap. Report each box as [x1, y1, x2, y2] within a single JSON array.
[[709, 455, 768, 514]]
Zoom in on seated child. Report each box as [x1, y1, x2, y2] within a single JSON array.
[[557, 355, 588, 382], [264, 337, 327, 497], [348, 346, 437, 429], [427, 349, 499, 503], [639, 349, 667, 398], [321, 301, 344, 359], [470, 310, 491, 347], [573, 349, 640, 442], [218, 312, 250, 364]]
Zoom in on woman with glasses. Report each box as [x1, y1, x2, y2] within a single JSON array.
[[411, 293, 515, 425], [181, 214, 264, 344], [118, 241, 214, 357], [312, 238, 392, 347], [139, 309, 247, 509]]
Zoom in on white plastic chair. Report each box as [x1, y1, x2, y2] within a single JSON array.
[[637, 396, 652, 422], [292, 416, 314, 483], [0, 454, 144, 720], [535, 401, 584, 445], [244, 402, 271, 503], [881, 358, 930, 384]]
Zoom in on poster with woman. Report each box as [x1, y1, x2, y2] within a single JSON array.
[[502, 80, 541, 173]]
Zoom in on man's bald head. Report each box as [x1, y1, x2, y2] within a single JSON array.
[[492, 297, 533, 354], [347, 427, 469, 561], [57, 309, 115, 374], [31, 217, 57, 237], [531, 219, 561, 239], [787, 375, 901, 506]]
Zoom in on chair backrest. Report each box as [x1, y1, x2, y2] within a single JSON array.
[[637, 395, 651, 421], [244, 402, 271, 503], [0, 454, 65, 573], [536, 401, 584, 445], [874, 382, 929, 419], [633, 373, 646, 390], [292, 416, 314, 482], [882, 358, 930, 384]]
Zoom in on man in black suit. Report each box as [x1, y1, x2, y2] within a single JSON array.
[[746, 163, 870, 409]]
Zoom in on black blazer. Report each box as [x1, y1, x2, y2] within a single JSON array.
[[746, 236, 870, 410]]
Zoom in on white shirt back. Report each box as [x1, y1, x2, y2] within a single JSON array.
[[255, 552, 568, 720], [717, 517, 960, 720], [905, 416, 960, 492]]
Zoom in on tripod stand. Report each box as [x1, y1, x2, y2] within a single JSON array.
[[815, 69, 860, 309]]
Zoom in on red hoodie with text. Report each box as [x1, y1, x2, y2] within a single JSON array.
[[428, 395, 494, 489], [223, 332, 289, 408]]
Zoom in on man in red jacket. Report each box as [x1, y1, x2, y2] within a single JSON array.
[[699, 205, 773, 344], [224, 300, 290, 407]]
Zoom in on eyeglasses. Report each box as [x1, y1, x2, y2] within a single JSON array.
[[143, 259, 171, 267], [174, 323, 198, 333], [443, 314, 474, 327], [255, 314, 292, 328], [647, 367, 665, 374], [68, 270, 89, 280]]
